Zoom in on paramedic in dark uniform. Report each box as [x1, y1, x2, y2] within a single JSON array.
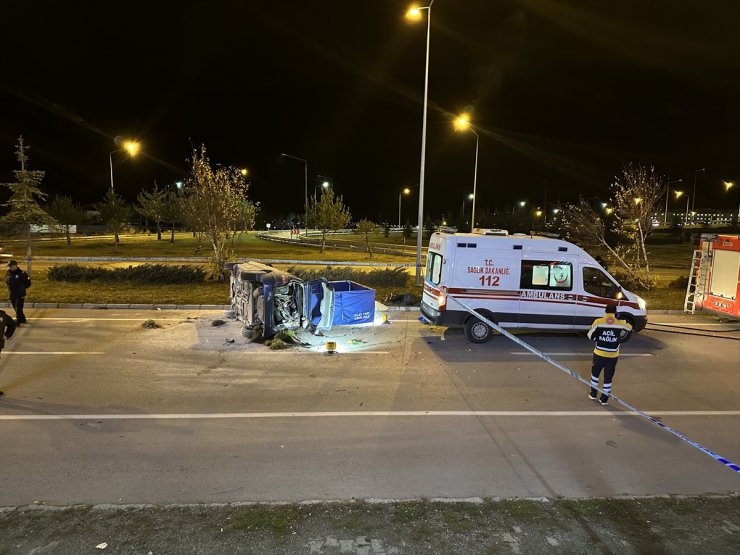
[[587, 305, 632, 405]]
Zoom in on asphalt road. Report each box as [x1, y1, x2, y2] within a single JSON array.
[[0, 308, 738, 506]]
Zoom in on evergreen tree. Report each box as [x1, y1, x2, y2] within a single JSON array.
[[1, 136, 56, 274], [136, 181, 167, 240], [96, 188, 132, 247]]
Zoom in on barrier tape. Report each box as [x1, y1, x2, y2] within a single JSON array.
[[447, 296, 740, 474]]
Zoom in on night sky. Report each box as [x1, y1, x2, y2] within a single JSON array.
[[1, 0, 739, 222]]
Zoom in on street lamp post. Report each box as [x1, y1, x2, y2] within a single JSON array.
[[453, 114, 479, 233], [664, 178, 683, 225], [398, 187, 411, 227], [281, 153, 308, 212], [725, 181, 740, 220], [691, 168, 706, 213], [675, 191, 689, 224], [406, 1, 434, 285], [109, 140, 140, 191]]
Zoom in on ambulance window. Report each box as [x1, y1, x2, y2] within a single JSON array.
[[520, 261, 572, 290], [427, 252, 443, 285], [583, 267, 618, 298]]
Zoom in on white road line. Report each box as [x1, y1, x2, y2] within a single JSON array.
[[2, 351, 105, 355], [25, 318, 188, 321], [510, 352, 654, 357], [1, 410, 737, 421]]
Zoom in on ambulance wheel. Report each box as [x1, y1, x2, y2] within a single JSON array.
[[464, 317, 493, 344]]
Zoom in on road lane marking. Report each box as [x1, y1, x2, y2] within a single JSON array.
[[510, 352, 654, 357], [1, 410, 737, 421], [2, 351, 105, 355]]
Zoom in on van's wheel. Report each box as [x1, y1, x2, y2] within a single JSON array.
[[241, 325, 254, 339], [464, 317, 493, 344]]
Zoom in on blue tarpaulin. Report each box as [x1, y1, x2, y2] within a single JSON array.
[[330, 280, 375, 325]]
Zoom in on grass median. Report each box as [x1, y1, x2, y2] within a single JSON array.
[[3, 234, 693, 309]]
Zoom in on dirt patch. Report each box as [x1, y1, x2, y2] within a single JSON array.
[[1, 496, 738, 554]]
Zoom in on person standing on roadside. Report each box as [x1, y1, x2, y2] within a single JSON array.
[[587, 304, 632, 405], [5, 260, 30, 325], [0, 308, 17, 397]]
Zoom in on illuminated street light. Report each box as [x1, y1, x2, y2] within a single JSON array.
[[634, 197, 643, 205], [552, 208, 560, 214], [109, 138, 140, 191], [406, 0, 434, 285], [535, 209, 543, 218], [405, 6, 422, 19], [723, 181, 740, 219], [453, 113, 479, 232], [664, 178, 683, 225], [240, 168, 248, 177], [675, 190, 691, 224], [398, 187, 411, 227], [519, 200, 526, 207]]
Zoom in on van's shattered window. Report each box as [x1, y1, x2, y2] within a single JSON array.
[[521, 261, 572, 290]]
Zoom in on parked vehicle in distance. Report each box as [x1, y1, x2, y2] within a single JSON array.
[[420, 229, 648, 343]]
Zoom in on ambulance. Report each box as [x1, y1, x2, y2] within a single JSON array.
[[420, 229, 648, 343]]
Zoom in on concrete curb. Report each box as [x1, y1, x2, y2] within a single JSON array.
[[0, 302, 689, 314], [0, 302, 230, 310]]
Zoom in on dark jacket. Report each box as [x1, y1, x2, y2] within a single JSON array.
[[0, 309, 16, 349], [6, 268, 31, 300]]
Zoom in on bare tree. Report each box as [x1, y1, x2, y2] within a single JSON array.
[[611, 164, 665, 281], [560, 164, 666, 290], [357, 219, 377, 257], [181, 145, 253, 280], [0, 136, 56, 275], [48, 195, 85, 245], [304, 189, 351, 253]]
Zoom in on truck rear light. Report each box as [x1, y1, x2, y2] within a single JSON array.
[[438, 286, 447, 310]]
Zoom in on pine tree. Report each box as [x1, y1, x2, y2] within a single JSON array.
[[1, 136, 56, 275], [136, 181, 167, 240], [96, 188, 132, 247]]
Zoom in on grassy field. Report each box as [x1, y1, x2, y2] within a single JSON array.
[[2, 233, 697, 309]]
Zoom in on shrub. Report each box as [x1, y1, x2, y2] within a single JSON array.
[[48, 263, 206, 284], [287, 266, 409, 288], [668, 275, 689, 290]]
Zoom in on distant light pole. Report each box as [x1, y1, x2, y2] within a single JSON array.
[[725, 181, 739, 219], [398, 187, 411, 227], [664, 178, 683, 225], [454, 113, 479, 232], [281, 153, 308, 210], [315, 178, 331, 198], [109, 140, 140, 191], [406, 0, 434, 285], [675, 190, 689, 224], [691, 168, 706, 212]]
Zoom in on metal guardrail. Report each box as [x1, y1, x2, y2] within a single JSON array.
[[256, 232, 421, 258], [31, 256, 414, 267]]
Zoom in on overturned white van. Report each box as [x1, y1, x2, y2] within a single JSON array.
[[420, 230, 648, 343]]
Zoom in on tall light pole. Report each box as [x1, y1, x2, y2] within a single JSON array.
[[675, 190, 689, 224], [398, 187, 411, 227], [454, 113, 479, 232], [109, 140, 140, 191], [664, 178, 683, 225], [281, 153, 308, 212], [406, 1, 434, 285], [725, 181, 739, 219], [691, 168, 706, 213]]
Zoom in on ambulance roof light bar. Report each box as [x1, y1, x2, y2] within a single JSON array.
[[472, 228, 509, 236]]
